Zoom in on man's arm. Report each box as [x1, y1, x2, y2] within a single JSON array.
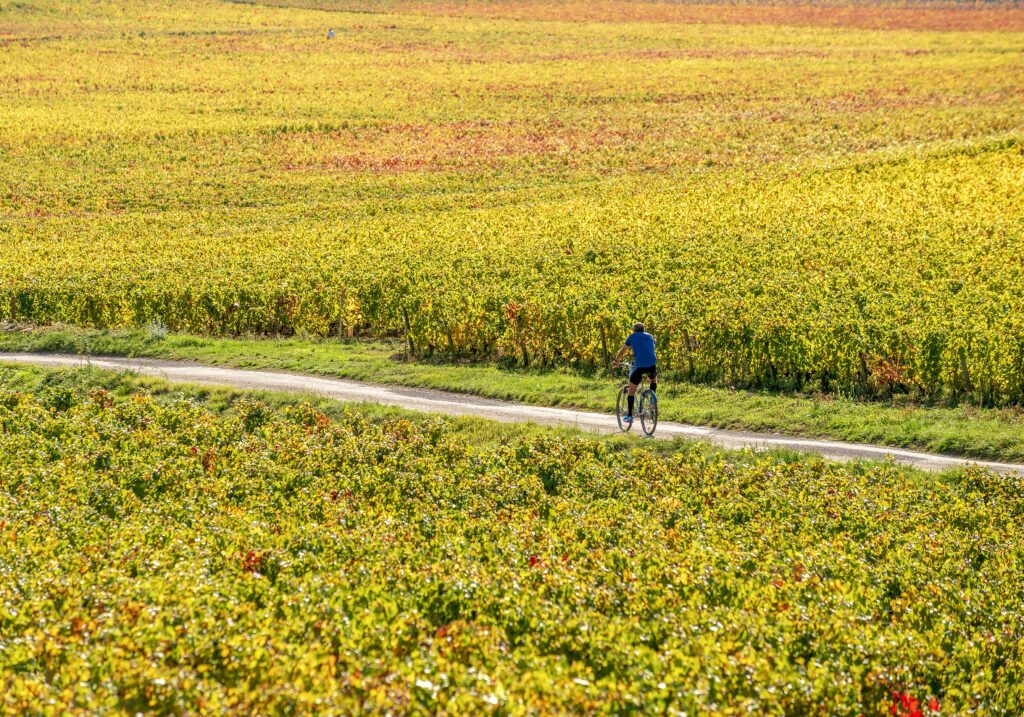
[[612, 344, 629, 366]]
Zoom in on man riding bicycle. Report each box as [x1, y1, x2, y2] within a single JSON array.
[[612, 322, 657, 425]]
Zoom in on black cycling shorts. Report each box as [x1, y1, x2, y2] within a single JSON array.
[[629, 365, 657, 386]]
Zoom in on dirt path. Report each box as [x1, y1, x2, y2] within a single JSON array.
[[3, 353, 1021, 474]]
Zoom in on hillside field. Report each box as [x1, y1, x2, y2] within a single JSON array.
[[3, 4, 1024, 713], [2, 0, 1024, 400]]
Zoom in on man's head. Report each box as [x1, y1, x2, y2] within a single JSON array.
[[633, 322, 645, 333]]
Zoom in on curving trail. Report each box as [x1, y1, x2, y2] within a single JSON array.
[[2, 353, 1022, 475]]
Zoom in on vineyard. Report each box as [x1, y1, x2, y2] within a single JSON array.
[[1, 368, 1022, 713], [1, 0, 1023, 402]]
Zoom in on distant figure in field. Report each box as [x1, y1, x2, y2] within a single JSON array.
[[327, 28, 335, 39], [612, 322, 657, 425]]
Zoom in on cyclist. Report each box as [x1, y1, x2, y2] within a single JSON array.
[[612, 322, 657, 425]]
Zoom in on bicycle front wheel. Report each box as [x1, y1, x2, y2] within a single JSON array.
[[616, 385, 633, 432], [640, 389, 658, 436]]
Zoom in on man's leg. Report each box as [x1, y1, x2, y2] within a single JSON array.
[[627, 381, 638, 415]]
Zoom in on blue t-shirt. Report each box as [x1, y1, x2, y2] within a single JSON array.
[[625, 331, 657, 368]]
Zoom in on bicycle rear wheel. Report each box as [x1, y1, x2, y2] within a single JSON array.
[[640, 389, 658, 436], [616, 385, 633, 432]]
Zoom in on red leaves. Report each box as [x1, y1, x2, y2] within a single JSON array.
[[866, 355, 918, 395], [200, 448, 217, 474], [528, 553, 573, 569], [504, 301, 521, 322], [88, 389, 114, 410], [891, 690, 938, 717], [239, 550, 268, 574]]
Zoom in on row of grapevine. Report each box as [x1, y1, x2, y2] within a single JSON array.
[[3, 146, 1022, 401], [2, 369, 1021, 712]]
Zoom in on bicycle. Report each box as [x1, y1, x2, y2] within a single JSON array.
[[614, 362, 658, 436]]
